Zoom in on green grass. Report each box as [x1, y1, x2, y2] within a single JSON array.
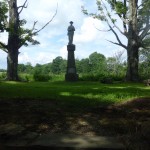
[[0, 81, 150, 108], [0, 81, 149, 149]]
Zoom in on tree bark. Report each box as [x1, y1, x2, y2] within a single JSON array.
[[7, 50, 19, 81], [126, 43, 139, 81], [125, 0, 140, 81], [7, 0, 19, 81]]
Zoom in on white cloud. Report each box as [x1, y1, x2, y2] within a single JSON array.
[[74, 17, 105, 43], [0, 51, 7, 69], [19, 52, 56, 66], [59, 46, 67, 59]]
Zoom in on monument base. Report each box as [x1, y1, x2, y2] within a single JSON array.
[[65, 73, 78, 82]]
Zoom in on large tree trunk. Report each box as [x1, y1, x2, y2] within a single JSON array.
[[7, 0, 20, 81], [7, 50, 19, 81], [125, 0, 140, 81], [126, 43, 139, 81]]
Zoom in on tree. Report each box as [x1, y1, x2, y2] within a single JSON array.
[[51, 56, 66, 74], [82, 0, 150, 81], [89, 52, 106, 74], [18, 64, 26, 73], [76, 58, 91, 74], [139, 35, 150, 79], [106, 51, 126, 77], [0, 0, 57, 81]]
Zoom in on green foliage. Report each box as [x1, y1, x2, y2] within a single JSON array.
[[0, 0, 40, 49], [139, 46, 150, 80], [0, 0, 8, 32], [76, 58, 91, 73], [79, 73, 101, 81], [18, 63, 33, 74], [33, 64, 51, 81], [115, 1, 127, 14], [51, 56, 67, 74], [79, 73, 124, 82], [33, 73, 51, 82], [89, 52, 107, 74], [18, 73, 33, 82], [0, 82, 149, 106], [0, 72, 6, 80], [16, 50, 128, 82]]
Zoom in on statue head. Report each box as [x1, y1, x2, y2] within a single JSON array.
[[70, 21, 73, 25]]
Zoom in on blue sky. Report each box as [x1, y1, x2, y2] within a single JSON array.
[[0, 0, 127, 69]]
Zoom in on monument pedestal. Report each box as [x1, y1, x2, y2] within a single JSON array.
[[65, 44, 78, 81]]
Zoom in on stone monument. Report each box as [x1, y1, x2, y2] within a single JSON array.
[[65, 21, 78, 81]]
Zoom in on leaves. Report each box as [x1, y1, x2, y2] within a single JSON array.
[[0, 0, 8, 32], [115, 1, 127, 15]]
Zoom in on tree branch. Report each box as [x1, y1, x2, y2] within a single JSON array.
[[106, 39, 126, 49], [18, 0, 28, 14], [93, 24, 113, 32], [31, 21, 38, 32], [33, 3, 58, 35], [102, 0, 127, 37], [140, 24, 150, 40], [0, 41, 8, 53], [107, 21, 127, 49]]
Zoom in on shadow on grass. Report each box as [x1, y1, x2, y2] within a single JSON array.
[[0, 81, 150, 149]]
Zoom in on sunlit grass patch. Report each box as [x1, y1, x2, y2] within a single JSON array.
[[0, 81, 150, 107]]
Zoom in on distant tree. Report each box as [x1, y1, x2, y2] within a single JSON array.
[[60, 59, 67, 73], [42, 63, 52, 74], [89, 52, 106, 74], [24, 62, 33, 73], [18, 64, 26, 73], [107, 50, 126, 76], [51, 56, 66, 74], [34, 63, 42, 73], [82, 0, 150, 81], [0, 0, 57, 81], [76, 58, 91, 74], [139, 50, 150, 79], [106, 51, 126, 77], [33, 63, 50, 81]]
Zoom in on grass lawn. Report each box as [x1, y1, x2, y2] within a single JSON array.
[[0, 81, 150, 106], [0, 81, 150, 149]]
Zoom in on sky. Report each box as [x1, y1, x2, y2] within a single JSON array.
[[0, 0, 127, 69]]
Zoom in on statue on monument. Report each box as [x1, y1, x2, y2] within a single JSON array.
[[67, 21, 75, 45]]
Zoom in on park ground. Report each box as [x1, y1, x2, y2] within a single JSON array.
[[0, 81, 150, 149]]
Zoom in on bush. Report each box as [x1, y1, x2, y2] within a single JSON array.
[[18, 73, 33, 82], [79, 73, 125, 83], [0, 72, 6, 80], [100, 77, 113, 84], [110, 74, 125, 82], [33, 73, 52, 82], [79, 73, 106, 81]]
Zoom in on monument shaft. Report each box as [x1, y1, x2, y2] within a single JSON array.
[[65, 45, 78, 81]]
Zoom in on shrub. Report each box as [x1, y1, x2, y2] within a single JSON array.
[[0, 72, 6, 80], [79, 73, 125, 83], [79, 73, 106, 81], [33, 73, 51, 82], [18, 73, 33, 82]]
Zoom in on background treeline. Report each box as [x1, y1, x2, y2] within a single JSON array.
[[0, 50, 150, 82]]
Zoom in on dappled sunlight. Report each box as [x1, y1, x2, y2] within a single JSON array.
[[60, 92, 72, 96], [2, 81, 22, 85], [92, 88, 99, 90], [0, 81, 150, 105]]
